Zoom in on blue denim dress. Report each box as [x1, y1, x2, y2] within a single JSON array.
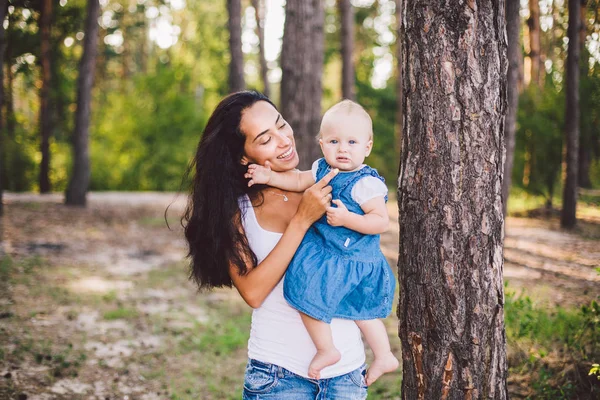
[[283, 158, 395, 323]]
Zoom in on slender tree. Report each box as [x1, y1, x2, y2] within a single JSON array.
[[0, 0, 7, 216], [227, 0, 245, 93], [339, 0, 355, 100], [561, 0, 581, 228], [280, 0, 324, 169], [251, 0, 269, 97], [503, 0, 522, 216], [65, 0, 100, 206], [528, 0, 542, 86], [398, 0, 508, 398], [39, 0, 52, 193], [578, 0, 591, 188]]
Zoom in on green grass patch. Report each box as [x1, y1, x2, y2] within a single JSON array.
[[103, 307, 139, 320]]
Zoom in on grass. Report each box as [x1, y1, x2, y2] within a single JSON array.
[[103, 307, 139, 320]]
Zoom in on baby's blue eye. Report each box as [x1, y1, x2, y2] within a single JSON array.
[[349, 140, 357, 144], [330, 140, 338, 144]]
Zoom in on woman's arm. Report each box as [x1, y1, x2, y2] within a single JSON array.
[[230, 169, 338, 308], [326, 196, 389, 235], [245, 161, 316, 192]]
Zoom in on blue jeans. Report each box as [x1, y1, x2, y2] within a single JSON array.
[[242, 359, 368, 399]]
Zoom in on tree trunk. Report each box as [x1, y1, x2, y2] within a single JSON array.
[[251, 0, 270, 97], [395, 0, 403, 162], [280, 0, 324, 170], [398, 1, 508, 398], [0, 0, 7, 216], [65, 0, 100, 206], [339, 0, 355, 100], [39, 0, 52, 193], [227, 0, 245, 93], [561, 0, 581, 228], [503, 0, 521, 216], [528, 0, 542, 86]]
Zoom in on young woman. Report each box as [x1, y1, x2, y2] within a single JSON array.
[[183, 91, 369, 399]]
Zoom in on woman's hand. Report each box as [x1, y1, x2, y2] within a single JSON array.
[[294, 168, 339, 228]]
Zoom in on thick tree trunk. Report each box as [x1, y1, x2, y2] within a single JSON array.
[[503, 0, 521, 216], [398, 1, 508, 399], [251, 0, 269, 97], [528, 0, 542, 86], [395, 0, 403, 161], [0, 0, 7, 216], [39, 0, 52, 193], [65, 0, 100, 206], [339, 0, 355, 100], [280, 0, 324, 170], [561, 0, 581, 228], [227, 0, 245, 93]]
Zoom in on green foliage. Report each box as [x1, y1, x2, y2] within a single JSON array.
[[91, 64, 205, 190], [505, 287, 600, 398], [513, 83, 564, 203]]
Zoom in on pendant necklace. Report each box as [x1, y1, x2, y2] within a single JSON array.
[[269, 191, 289, 202]]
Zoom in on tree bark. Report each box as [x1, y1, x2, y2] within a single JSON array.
[[39, 0, 52, 193], [527, 0, 542, 86], [280, 0, 324, 170], [503, 0, 521, 216], [398, 1, 508, 399], [0, 0, 7, 216], [65, 0, 100, 206], [339, 0, 355, 100], [251, 0, 269, 97], [227, 0, 245, 93], [395, 0, 403, 162], [561, 0, 581, 228]]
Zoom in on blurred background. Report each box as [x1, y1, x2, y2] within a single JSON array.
[[1, 0, 599, 399]]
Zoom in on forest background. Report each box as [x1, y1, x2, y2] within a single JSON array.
[[1, 0, 600, 399]]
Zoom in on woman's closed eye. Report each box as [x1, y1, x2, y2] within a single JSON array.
[[261, 137, 272, 145], [279, 122, 287, 129]]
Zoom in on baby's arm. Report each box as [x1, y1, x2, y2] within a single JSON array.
[[326, 196, 389, 234], [245, 161, 316, 192]]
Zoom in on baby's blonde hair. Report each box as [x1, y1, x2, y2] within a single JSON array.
[[318, 99, 373, 140]]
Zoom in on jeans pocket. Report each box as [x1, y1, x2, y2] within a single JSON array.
[[348, 364, 369, 389], [243, 360, 278, 394]]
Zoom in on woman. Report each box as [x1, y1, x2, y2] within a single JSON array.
[[183, 91, 368, 399]]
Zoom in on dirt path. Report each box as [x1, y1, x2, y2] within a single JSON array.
[[1, 192, 598, 399]]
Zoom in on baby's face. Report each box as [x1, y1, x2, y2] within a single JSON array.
[[319, 115, 373, 171]]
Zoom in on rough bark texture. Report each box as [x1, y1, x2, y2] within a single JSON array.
[[0, 0, 6, 216], [227, 0, 245, 93], [528, 0, 542, 86], [502, 0, 521, 217], [398, 1, 508, 399], [339, 0, 355, 100], [395, 0, 403, 161], [39, 0, 52, 193], [561, 0, 581, 228], [65, 0, 100, 206], [251, 0, 270, 97], [280, 0, 324, 170]]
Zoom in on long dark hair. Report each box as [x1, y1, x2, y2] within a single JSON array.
[[182, 91, 275, 290]]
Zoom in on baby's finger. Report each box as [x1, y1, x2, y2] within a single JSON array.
[[247, 179, 255, 187]]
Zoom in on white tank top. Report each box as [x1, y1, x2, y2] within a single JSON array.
[[238, 195, 365, 379]]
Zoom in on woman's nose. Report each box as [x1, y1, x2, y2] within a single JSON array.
[[278, 132, 292, 146]]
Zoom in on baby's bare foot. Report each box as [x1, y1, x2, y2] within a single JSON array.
[[366, 352, 399, 386], [307, 348, 342, 379]]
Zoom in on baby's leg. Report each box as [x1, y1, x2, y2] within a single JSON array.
[[355, 319, 399, 386], [301, 313, 341, 379]]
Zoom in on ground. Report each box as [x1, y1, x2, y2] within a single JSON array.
[[0, 192, 598, 399]]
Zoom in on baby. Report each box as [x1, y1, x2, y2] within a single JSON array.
[[245, 100, 399, 385]]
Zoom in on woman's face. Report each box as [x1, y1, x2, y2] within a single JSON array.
[[240, 101, 299, 171]]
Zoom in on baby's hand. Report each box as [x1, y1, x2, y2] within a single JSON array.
[[245, 161, 272, 187], [326, 199, 350, 227]]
